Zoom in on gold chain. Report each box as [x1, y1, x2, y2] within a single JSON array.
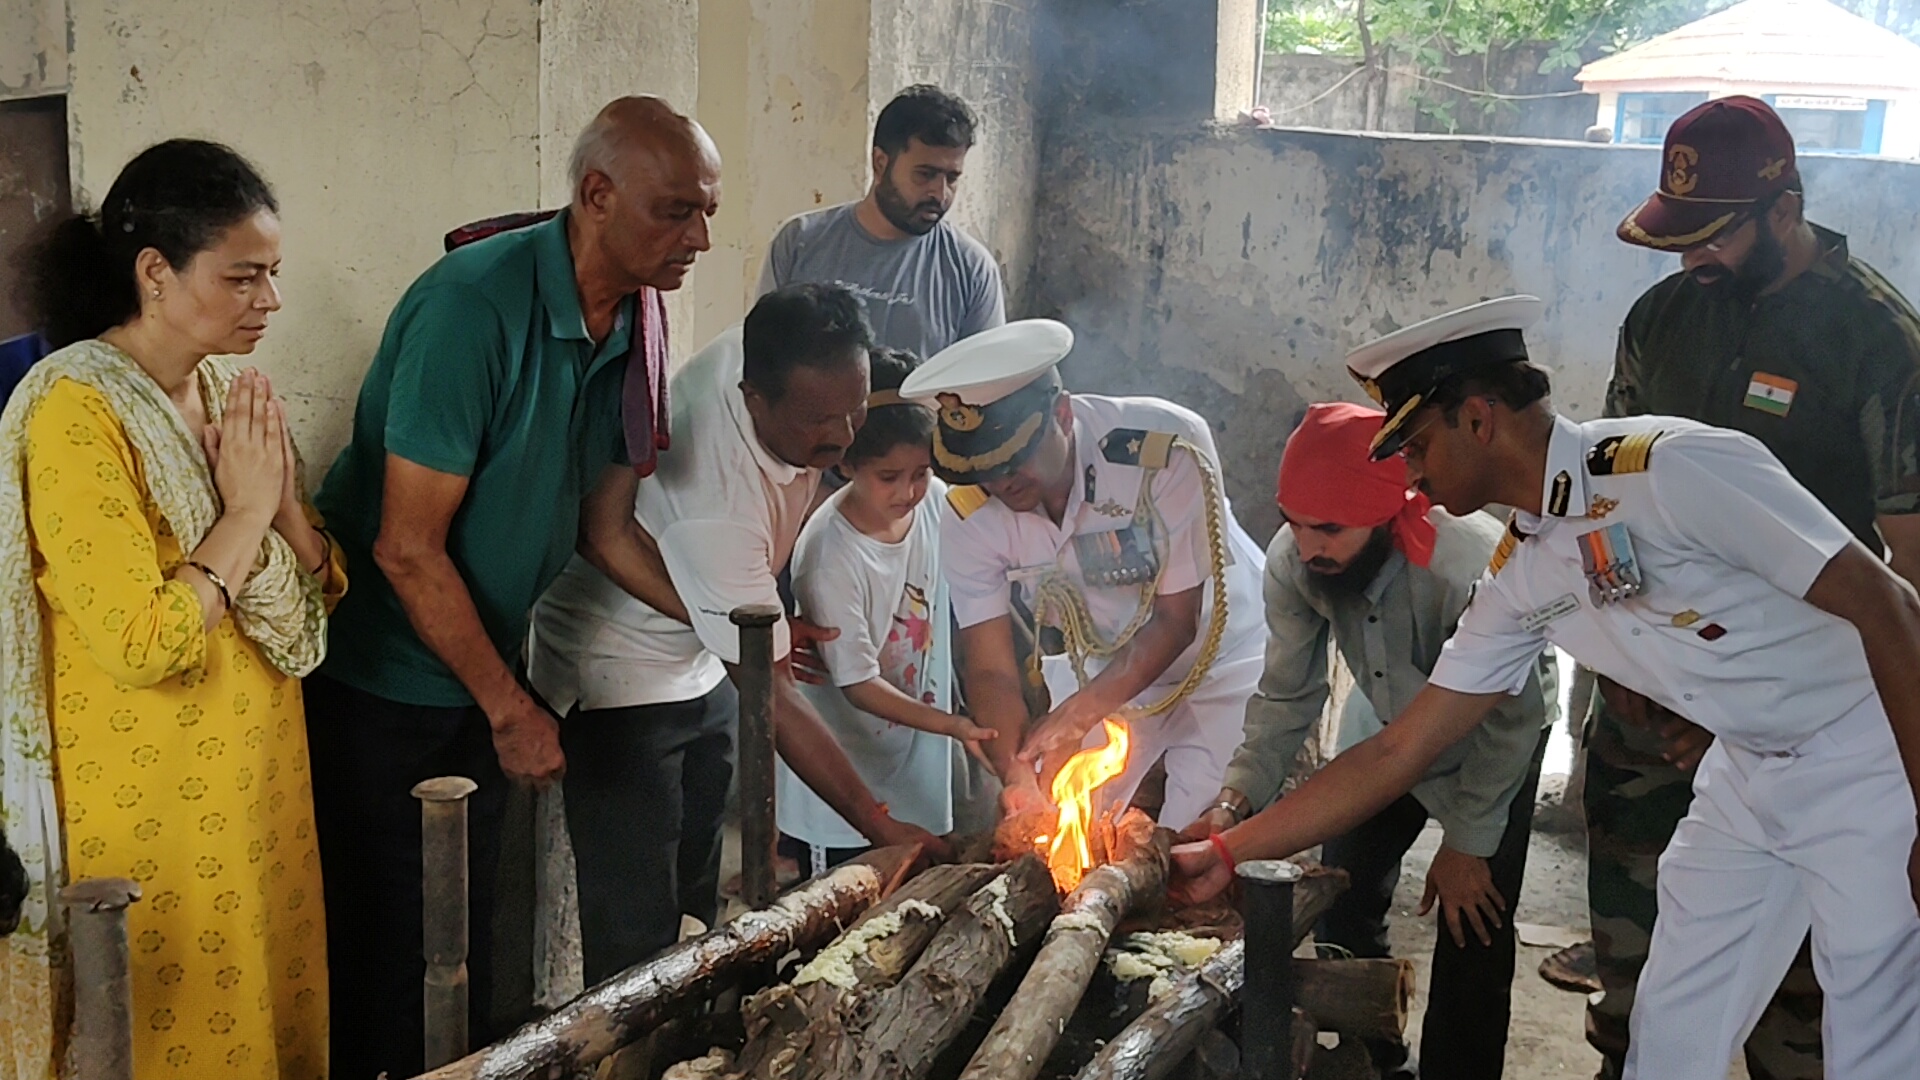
[[1029, 436, 1232, 720]]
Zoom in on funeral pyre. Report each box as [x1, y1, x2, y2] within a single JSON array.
[[410, 723, 1412, 1080]]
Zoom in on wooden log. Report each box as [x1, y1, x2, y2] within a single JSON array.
[[852, 855, 1062, 1080], [1073, 864, 1351, 1080], [958, 813, 1170, 1080], [1174, 1028, 1240, 1080], [412, 846, 919, 1080], [729, 863, 1003, 1080], [1292, 958, 1412, 1043]]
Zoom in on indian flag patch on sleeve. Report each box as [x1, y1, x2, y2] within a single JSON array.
[[1744, 373, 1797, 417]]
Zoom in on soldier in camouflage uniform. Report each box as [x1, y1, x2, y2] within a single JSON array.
[[1588, 96, 1920, 1080]]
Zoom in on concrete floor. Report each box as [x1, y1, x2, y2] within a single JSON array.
[[1386, 807, 1597, 1077], [1380, 788, 1749, 1080]]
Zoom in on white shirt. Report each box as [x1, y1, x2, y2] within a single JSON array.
[[777, 482, 955, 845], [941, 394, 1267, 689], [529, 326, 820, 713], [1430, 414, 1871, 753]]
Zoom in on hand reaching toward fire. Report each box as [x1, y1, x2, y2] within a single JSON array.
[[1168, 837, 1236, 907], [1016, 694, 1104, 766], [1000, 771, 1051, 819]]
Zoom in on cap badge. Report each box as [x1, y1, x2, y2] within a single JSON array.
[[935, 393, 985, 432], [1758, 157, 1787, 181], [1666, 145, 1699, 196]]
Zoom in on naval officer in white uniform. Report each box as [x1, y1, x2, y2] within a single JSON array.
[[1169, 296, 1920, 1080], [899, 319, 1266, 829]]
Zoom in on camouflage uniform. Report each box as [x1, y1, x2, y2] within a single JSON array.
[[1588, 225, 1920, 1080]]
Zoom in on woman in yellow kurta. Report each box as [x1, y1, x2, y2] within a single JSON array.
[[0, 139, 341, 1080]]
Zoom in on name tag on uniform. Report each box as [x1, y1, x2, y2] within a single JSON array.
[[1744, 373, 1797, 417], [1520, 593, 1580, 632]]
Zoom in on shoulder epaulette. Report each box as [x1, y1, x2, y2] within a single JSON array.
[[1098, 428, 1177, 469], [1488, 513, 1526, 577], [946, 484, 990, 520], [1587, 430, 1664, 476]]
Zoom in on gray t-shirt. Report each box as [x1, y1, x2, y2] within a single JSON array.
[[758, 203, 1006, 359]]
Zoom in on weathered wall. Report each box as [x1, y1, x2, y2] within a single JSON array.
[[539, 0, 703, 347], [63, 0, 720, 472], [1030, 125, 1920, 538], [870, 0, 1045, 311], [66, 0, 543, 471], [0, 0, 67, 99], [689, 0, 1047, 343], [692, 0, 875, 345]]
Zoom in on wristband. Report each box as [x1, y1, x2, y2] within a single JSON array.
[[186, 561, 232, 611], [1211, 799, 1246, 824], [1208, 831, 1238, 876]]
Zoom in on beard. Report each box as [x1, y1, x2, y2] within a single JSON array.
[[874, 166, 946, 237], [1300, 527, 1397, 600], [1691, 224, 1786, 303]]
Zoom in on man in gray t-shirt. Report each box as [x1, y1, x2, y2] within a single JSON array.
[[758, 84, 1005, 359]]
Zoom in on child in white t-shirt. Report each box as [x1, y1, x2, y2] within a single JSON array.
[[776, 348, 995, 876]]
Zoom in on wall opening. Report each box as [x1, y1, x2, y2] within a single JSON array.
[[0, 94, 71, 340]]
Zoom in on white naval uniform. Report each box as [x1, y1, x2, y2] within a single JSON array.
[[941, 394, 1267, 828], [1429, 413, 1920, 1080]]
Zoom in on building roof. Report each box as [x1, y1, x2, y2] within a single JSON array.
[[1577, 0, 1920, 92]]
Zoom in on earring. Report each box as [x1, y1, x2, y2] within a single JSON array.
[[150, 289, 161, 300]]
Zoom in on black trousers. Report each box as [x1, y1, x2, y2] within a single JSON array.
[[305, 673, 508, 1080], [1317, 726, 1548, 1080], [560, 681, 737, 987]]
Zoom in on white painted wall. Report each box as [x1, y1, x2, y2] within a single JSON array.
[[66, 0, 546, 473]]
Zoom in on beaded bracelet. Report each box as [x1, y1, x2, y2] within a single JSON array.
[[186, 560, 232, 611]]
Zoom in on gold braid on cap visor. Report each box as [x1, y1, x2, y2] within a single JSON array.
[[1620, 208, 1738, 250], [933, 412, 1046, 474], [1368, 392, 1425, 454]]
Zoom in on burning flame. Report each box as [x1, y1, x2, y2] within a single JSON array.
[[1039, 718, 1131, 893]]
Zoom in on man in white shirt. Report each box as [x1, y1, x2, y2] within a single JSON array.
[[530, 284, 946, 983], [1170, 296, 1920, 1080], [900, 320, 1267, 830]]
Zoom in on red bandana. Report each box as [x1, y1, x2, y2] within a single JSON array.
[[1276, 402, 1437, 568]]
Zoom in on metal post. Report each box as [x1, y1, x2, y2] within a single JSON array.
[[414, 775, 479, 1070], [732, 604, 782, 908], [1237, 858, 1303, 1080], [62, 877, 141, 1080]]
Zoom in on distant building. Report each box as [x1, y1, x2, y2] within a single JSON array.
[[1576, 0, 1920, 158]]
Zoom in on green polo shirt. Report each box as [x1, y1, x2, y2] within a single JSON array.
[[316, 211, 632, 707], [1608, 224, 1920, 549]]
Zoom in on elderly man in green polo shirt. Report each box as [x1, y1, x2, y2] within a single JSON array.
[[307, 97, 714, 1080]]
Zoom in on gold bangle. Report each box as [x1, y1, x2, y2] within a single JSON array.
[[185, 560, 232, 611]]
